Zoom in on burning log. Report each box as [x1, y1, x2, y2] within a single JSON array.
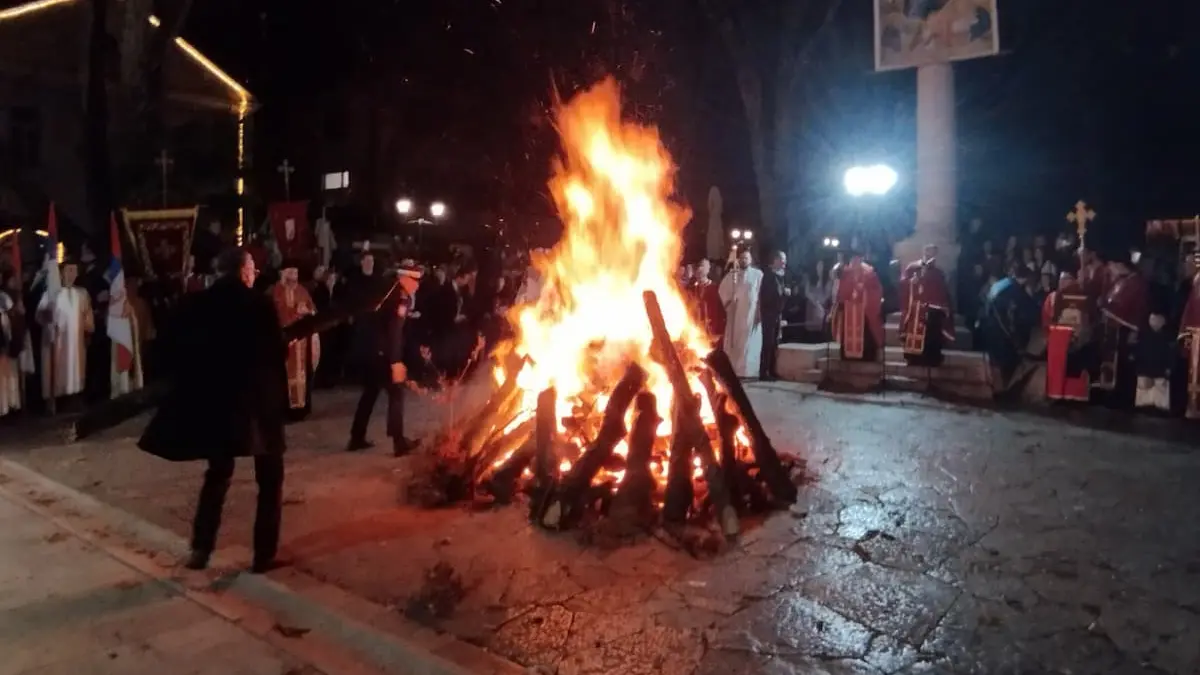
[[541, 363, 647, 529], [483, 440, 536, 504], [473, 418, 535, 483], [704, 349, 798, 504], [642, 290, 740, 539], [459, 353, 527, 459], [527, 387, 558, 522], [609, 391, 661, 527], [661, 405, 694, 526]]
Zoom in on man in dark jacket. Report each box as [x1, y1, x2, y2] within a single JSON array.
[[347, 268, 422, 455], [759, 251, 790, 381], [138, 247, 289, 573]]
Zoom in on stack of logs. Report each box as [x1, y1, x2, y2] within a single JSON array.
[[410, 290, 800, 540]]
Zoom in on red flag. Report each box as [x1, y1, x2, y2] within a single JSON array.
[[46, 202, 57, 243], [9, 228, 19, 282], [109, 213, 122, 263]]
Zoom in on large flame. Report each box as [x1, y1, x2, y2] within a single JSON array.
[[493, 79, 729, 482]]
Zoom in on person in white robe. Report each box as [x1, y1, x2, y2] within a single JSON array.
[[719, 249, 764, 378], [0, 287, 34, 416], [39, 262, 93, 400]]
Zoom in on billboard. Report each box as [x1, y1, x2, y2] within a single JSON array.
[[875, 0, 1000, 72]]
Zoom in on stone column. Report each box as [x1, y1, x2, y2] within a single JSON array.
[[895, 62, 959, 281]]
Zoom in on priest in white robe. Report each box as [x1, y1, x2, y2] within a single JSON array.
[[39, 260, 93, 401], [719, 248, 764, 378]]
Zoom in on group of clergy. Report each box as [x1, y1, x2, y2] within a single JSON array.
[[0, 250, 322, 422]]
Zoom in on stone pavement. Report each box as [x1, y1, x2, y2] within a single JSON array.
[[2, 380, 1200, 674], [0, 485, 330, 675]]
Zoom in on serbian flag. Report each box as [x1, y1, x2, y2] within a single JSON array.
[[41, 203, 62, 313], [105, 213, 135, 373]]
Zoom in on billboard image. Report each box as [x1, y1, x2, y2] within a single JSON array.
[[875, 0, 999, 72]]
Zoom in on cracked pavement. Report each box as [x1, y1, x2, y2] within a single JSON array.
[[2, 380, 1198, 674]]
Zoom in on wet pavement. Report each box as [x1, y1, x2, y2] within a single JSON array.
[[2, 380, 1198, 674]]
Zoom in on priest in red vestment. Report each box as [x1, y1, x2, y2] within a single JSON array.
[[689, 259, 725, 348], [830, 249, 884, 363], [1177, 257, 1200, 419], [1042, 270, 1093, 402], [271, 261, 320, 421], [899, 244, 954, 367], [1094, 251, 1148, 408]]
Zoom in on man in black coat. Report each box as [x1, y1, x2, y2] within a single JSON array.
[[759, 251, 790, 381], [138, 247, 290, 573], [347, 268, 422, 456]]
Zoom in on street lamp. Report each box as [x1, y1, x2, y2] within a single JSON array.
[[395, 198, 413, 216], [843, 164, 898, 197], [430, 201, 447, 219], [822, 237, 840, 248]]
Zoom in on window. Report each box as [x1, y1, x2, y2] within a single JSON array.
[[323, 171, 350, 191], [10, 106, 41, 168]]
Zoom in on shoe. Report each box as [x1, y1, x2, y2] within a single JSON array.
[[346, 439, 374, 452], [184, 550, 210, 570], [250, 556, 291, 574], [392, 437, 418, 457]]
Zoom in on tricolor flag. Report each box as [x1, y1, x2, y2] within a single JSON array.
[[8, 225, 19, 282], [41, 203, 62, 313], [105, 213, 135, 373]]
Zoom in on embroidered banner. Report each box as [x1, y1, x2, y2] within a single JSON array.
[[268, 201, 313, 265], [875, 0, 1000, 71], [122, 207, 199, 279]]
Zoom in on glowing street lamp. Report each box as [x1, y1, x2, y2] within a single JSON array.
[[395, 198, 413, 216], [822, 237, 841, 248], [730, 229, 753, 242], [430, 201, 447, 219], [843, 164, 898, 197]]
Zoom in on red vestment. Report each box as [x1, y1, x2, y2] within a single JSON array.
[[1079, 261, 1109, 304], [184, 273, 208, 294], [690, 280, 725, 345], [1094, 272, 1148, 391], [1042, 280, 1091, 402], [1179, 275, 1200, 419], [271, 282, 320, 410], [831, 259, 883, 360], [899, 260, 954, 355]]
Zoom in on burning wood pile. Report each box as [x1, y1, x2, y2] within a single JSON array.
[[408, 79, 801, 543]]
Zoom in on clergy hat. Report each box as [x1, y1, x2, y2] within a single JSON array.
[[280, 258, 302, 271]]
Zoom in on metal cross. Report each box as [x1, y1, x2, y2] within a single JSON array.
[[155, 149, 174, 207], [277, 159, 295, 200], [1066, 200, 1096, 248]]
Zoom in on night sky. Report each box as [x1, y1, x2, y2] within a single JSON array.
[[182, 1, 1200, 247]]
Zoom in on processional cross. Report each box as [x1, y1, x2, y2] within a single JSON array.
[[155, 149, 174, 207], [277, 159, 295, 200], [1066, 200, 1096, 250]]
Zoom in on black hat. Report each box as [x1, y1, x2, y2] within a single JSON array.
[[280, 258, 302, 271]]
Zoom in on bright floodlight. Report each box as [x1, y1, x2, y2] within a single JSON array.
[[831, 238, 840, 248], [430, 201, 447, 218], [844, 164, 898, 197], [395, 198, 413, 215], [730, 228, 742, 240], [743, 230, 753, 240]]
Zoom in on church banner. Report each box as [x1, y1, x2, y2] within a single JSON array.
[[268, 201, 313, 265], [122, 207, 199, 279], [875, 0, 1000, 72]]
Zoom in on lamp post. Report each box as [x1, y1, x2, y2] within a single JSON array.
[[397, 198, 448, 256], [843, 164, 897, 252]]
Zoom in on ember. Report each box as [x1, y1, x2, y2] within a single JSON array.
[[413, 79, 800, 542]]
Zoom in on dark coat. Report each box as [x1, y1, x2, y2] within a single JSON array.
[[138, 277, 289, 461]]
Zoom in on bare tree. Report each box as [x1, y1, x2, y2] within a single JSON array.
[[697, 0, 844, 251]]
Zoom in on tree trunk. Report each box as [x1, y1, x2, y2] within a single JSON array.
[[85, 0, 113, 239]]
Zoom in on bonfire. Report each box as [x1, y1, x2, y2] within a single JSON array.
[[411, 79, 799, 542]]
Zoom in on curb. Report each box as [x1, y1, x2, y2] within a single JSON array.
[[0, 458, 523, 675], [747, 380, 986, 414]]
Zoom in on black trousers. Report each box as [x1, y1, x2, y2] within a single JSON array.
[[350, 370, 406, 442], [191, 454, 284, 560], [760, 317, 781, 379]]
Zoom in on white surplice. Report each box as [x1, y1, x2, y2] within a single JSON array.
[[39, 286, 92, 399], [719, 265, 764, 377]]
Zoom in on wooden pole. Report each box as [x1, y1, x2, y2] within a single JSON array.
[[642, 290, 739, 539], [661, 404, 694, 526], [610, 391, 660, 526]]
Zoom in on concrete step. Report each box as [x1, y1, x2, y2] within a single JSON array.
[[817, 358, 986, 384], [884, 321, 974, 351]]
